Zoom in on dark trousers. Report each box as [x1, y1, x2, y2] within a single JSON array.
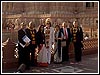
[[18, 45, 30, 68], [24, 48, 30, 68], [18, 49, 24, 66], [74, 42, 82, 62], [62, 41, 70, 62], [30, 45, 36, 66]]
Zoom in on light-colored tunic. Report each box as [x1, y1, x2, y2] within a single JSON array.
[[54, 31, 63, 63], [44, 27, 55, 64]]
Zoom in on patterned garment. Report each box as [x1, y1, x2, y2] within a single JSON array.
[[30, 30, 36, 44], [54, 31, 63, 63], [44, 26, 55, 64], [45, 28, 50, 48], [72, 27, 78, 42]]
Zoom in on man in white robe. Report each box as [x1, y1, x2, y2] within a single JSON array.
[[44, 21, 55, 64]]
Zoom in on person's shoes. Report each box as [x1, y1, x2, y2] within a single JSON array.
[[74, 62, 78, 64], [66, 61, 70, 64], [25, 67, 30, 70], [75, 61, 81, 64], [70, 62, 75, 64], [54, 62, 62, 64], [31, 64, 37, 67]]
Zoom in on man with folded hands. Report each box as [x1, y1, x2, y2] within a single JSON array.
[[18, 22, 30, 70]]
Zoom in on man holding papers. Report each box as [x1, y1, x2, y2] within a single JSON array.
[[18, 22, 30, 70], [22, 35, 31, 43]]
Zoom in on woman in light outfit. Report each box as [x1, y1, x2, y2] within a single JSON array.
[[37, 25, 48, 66], [54, 25, 64, 63], [44, 21, 55, 64]]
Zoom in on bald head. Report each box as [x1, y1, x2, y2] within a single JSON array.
[[62, 22, 67, 28], [73, 21, 78, 27], [28, 21, 35, 29], [20, 22, 26, 29]]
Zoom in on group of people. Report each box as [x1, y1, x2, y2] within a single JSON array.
[[18, 19, 83, 70]]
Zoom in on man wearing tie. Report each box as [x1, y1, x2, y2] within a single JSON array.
[[61, 21, 71, 62]]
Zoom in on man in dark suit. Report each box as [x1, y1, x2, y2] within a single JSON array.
[[61, 21, 71, 62], [25, 21, 37, 66], [18, 22, 30, 70], [71, 20, 83, 64]]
